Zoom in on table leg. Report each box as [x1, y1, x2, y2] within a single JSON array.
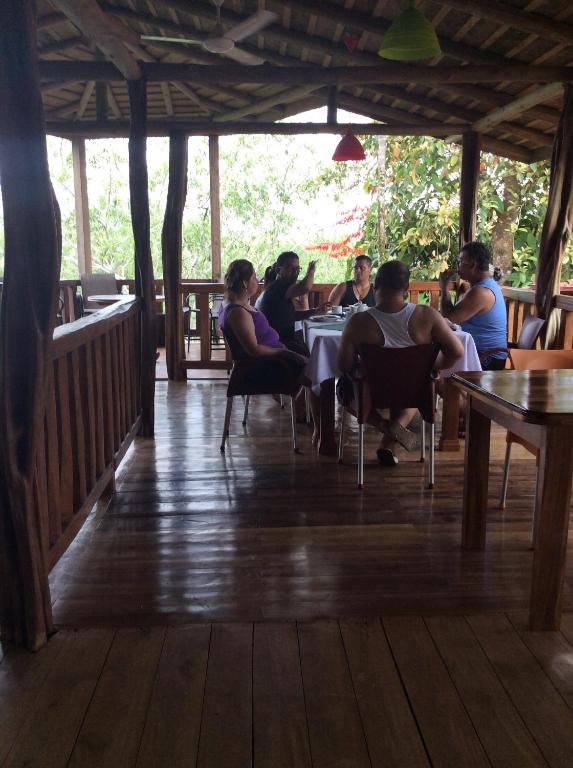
[[529, 426, 573, 630], [439, 378, 460, 452], [318, 378, 337, 456], [462, 398, 490, 549]]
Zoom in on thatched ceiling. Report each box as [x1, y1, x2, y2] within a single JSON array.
[[37, 0, 573, 162]]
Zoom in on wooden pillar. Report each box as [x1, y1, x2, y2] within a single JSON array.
[[327, 86, 338, 125], [162, 132, 188, 381], [209, 135, 222, 281], [535, 85, 573, 346], [128, 77, 156, 436], [72, 138, 92, 275], [459, 131, 482, 248], [0, 0, 60, 649]]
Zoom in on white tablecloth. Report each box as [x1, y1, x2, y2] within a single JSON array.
[[304, 320, 481, 395]]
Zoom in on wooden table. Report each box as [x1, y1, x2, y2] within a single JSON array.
[[452, 369, 573, 630], [88, 294, 165, 304]]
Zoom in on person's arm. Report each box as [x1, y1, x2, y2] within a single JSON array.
[[286, 260, 316, 299], [337, 316, 360, 374], [442, 286, 495, 325], [328, 282, 346, 306], [430, 312, 465, 370], [439, 269, 456, 317], [294, 301, 331, 320], [226, 307, 283, 357]]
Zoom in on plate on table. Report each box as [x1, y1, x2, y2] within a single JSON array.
[[310, 315, 344, 323]]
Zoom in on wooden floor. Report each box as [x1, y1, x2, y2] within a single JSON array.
[[4, 381, 573, 767], [49, 380, 573, 625], [2, 616, 573, 767]]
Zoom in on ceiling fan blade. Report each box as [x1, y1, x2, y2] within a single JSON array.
[[141, 35, 203, 45], [223, 47, 265, 66], [226, 10, 278, 43]]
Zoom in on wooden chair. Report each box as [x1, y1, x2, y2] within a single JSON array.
[[220, 327, 301, 453], [80, 272, 119, 315], [479, 313, 545, 366], [500, 348, 573, 515], [338, 343, 440, 489]]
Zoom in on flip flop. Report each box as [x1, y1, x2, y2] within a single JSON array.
[[386, 420, 419, 452], [376, 448, 399, 467]]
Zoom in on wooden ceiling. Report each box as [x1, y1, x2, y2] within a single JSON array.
[[37, 0, 573, 162]]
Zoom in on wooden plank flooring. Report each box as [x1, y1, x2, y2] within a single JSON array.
[[49, 380, 573, 626], [4, 381, 573, 766], [2, 618, 573, 767]]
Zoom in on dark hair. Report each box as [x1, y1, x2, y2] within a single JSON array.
[[374, 260, 410, 292], [354, 254, 372, 266], [276, 251, 299, 269], [224, 259, 255, 295], [460, 241, 491, 271], [263, 265, 277, 288]]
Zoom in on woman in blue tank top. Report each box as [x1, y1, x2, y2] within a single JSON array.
[[439, 241, 507, 370]]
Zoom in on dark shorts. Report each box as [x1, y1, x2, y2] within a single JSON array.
[[481, 356, 507, 371]]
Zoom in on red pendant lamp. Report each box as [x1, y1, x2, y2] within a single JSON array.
[[332, 128, 365, 162]]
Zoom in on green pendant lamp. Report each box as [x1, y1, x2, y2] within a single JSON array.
[[378, 1, 441, 61]]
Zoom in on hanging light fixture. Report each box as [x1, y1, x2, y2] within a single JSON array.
[[332, 128, 365, 162], [378, 1, 441, 61]]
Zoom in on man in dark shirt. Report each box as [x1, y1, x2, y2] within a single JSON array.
[[260, 251, 329, 346]]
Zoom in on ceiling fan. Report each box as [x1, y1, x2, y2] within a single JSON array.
[[141, 0, 278, 66]]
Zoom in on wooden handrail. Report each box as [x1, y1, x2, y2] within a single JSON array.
[[39, 299, 142, 568]]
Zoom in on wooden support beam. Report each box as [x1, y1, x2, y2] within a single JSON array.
[[47, 120, 469, 138], [432, 83, 561, 125], [472, 84, 565, 133], [209, 136, 221, 282], [161, 132, 187, 381], [459, 131, 482, 248], [38, 35, 87, 55], [38, 61, 573, 85], [71, 138, 92, 274], [127, 78, 156, 436], [49, 0, 142, 79], [441, 0, 573, 47], [0, 0, 59, 650], [327, 86, 337, 125], [214, 85, 323, 123]]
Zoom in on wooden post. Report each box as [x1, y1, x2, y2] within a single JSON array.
[[535, 85, 573, 346], [71, 138, 92, 274], [209, 135, 222, 281], [0, 0, 60, 649], [327, 86, 337, 125], [459, 130, 482, 248], [162, 132, 188, 381], [128, 77, 156, 436]]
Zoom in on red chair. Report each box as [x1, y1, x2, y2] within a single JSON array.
[[338, 344, 440, 489], [220, 327, 301, 453]]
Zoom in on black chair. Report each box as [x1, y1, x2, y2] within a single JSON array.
[[220, 326, 301, 453], [338, 344, 440, 489]]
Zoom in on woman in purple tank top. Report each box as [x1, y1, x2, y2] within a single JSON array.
[[219, 259, 322, 442]]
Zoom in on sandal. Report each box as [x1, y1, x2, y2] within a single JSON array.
[[377, 448, 399, 467], [386, 419, 419, 452]]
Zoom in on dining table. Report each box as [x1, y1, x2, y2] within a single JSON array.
[[303, 314, 481, 456], [452, 369, 573, 630]]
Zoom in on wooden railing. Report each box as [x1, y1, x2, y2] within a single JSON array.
[[502, 286, 573, 350], [37, 297, 142, 569]]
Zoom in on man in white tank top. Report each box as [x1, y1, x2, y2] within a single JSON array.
[[338, 261, 463, 464]]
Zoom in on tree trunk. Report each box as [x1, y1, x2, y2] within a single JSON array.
[[0, 0, 60, 649], [491, 167, 521, 276], [377, 136, 387, 256], [128, 77, 156, 436]]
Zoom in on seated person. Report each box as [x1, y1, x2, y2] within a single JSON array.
[[338, 260, 464, 465], [219, 259, 322, 440], [259, 251, 329, 349], [439, 241, 508, 370], [254, 265, 276, 310], [328, 254, 375, 308]]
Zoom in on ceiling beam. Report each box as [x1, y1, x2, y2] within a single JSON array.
[[432, 83, 561, 124], [38, 61, 573, 85], [214, 85, 324, 122], [441, 0, 573, 47], [472, 84, 565, 133], [49, 0, 142, 79], [45, 120, 475, 138]]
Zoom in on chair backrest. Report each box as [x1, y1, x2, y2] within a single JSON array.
[[357, 343, 440, 422], [517, 314, 545, 350], [510, 348, 573, 370], [80, 272, 118, 309]]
